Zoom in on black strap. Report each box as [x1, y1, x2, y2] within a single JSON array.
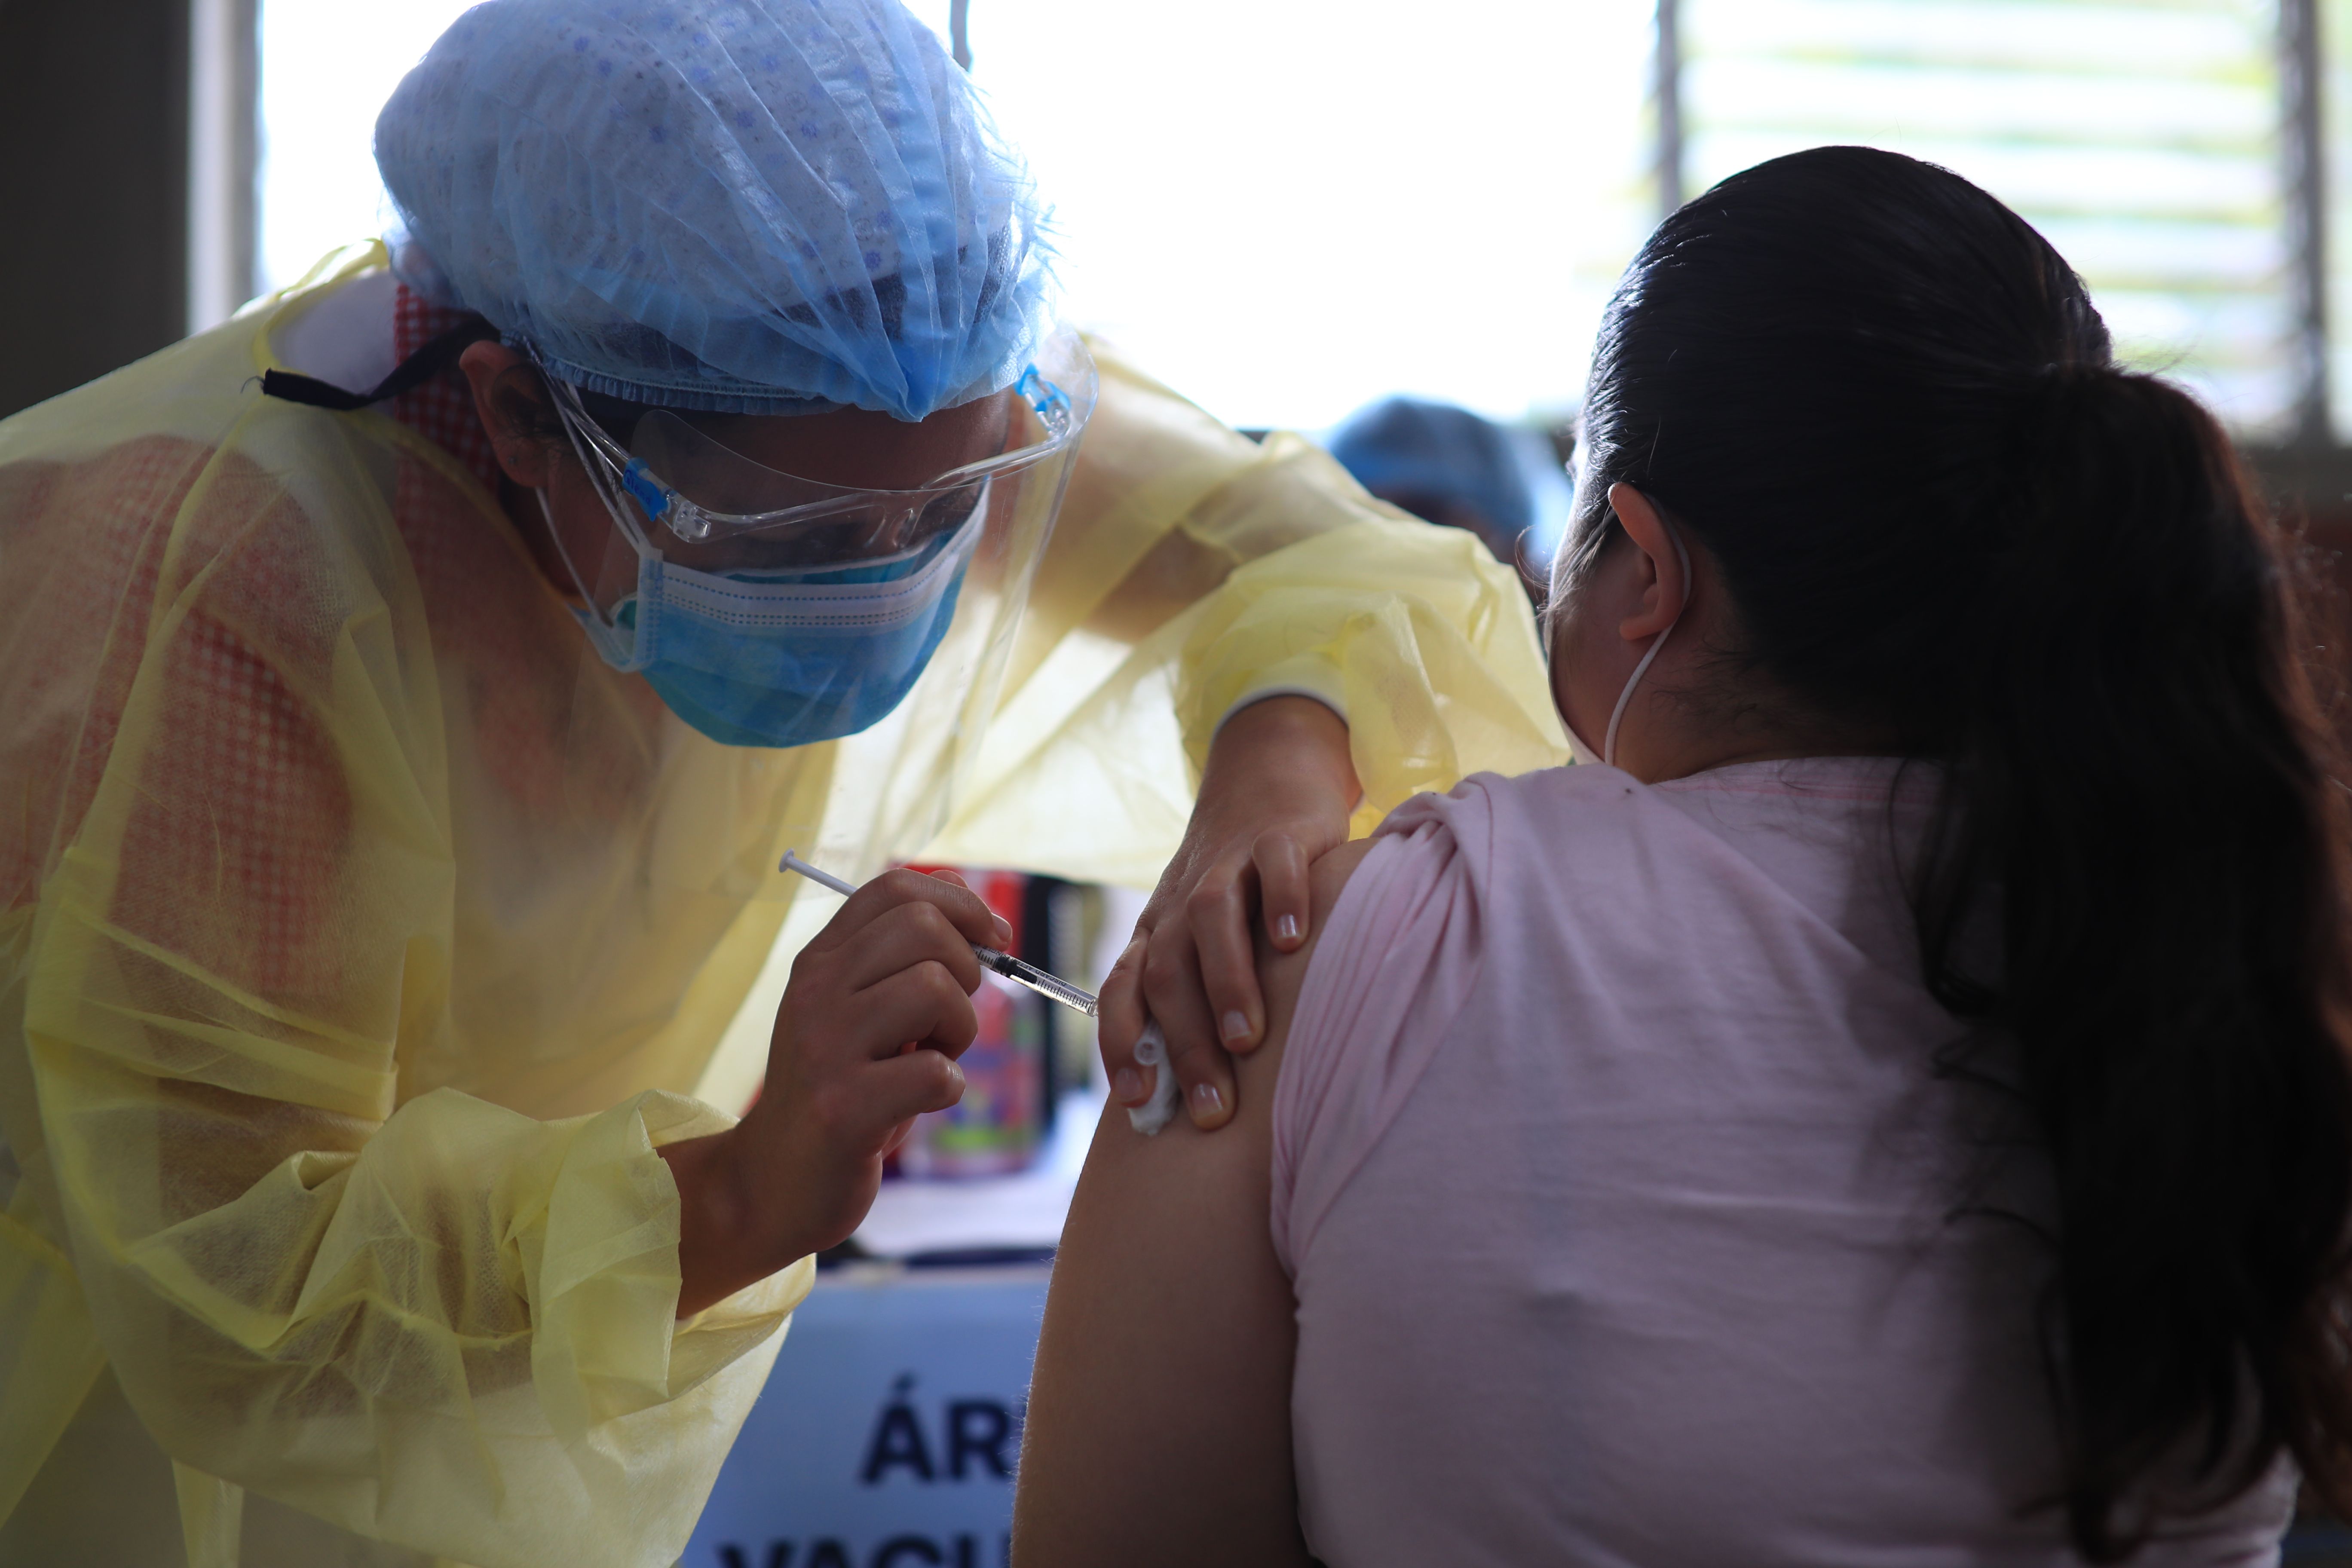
[[260, 317, 502, 411]]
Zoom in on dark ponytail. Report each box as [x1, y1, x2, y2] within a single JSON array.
[[1574, 145, 2352, 1558]]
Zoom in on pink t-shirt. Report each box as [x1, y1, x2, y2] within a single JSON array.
[[1270, 759, 2291, 1567]]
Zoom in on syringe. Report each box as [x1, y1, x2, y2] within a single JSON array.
[[779, 851, 1179, 1134], [779, 851, 1099, 1019]]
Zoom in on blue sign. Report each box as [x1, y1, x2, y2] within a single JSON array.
[[686, 1265, 1052, 1568]]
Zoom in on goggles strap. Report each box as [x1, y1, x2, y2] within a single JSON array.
[[261, 317, 501, 411]]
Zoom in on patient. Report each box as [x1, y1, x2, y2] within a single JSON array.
[[1012, 146, 2352, 1566]]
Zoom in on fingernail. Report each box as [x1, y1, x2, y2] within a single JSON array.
[[1112, 1067, 1142, 1104], [993, 916, 1014, 947], [1220, 1010, 1253, 1043], [1276, 914, 1302, 943], [1190, 1080, 1225, 1121]]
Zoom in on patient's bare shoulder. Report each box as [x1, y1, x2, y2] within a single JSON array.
[[1011, 834, 1379, 1568]]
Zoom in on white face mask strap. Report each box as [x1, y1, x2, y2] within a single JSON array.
[[536, 487, 609, 608], [1601, 518, 1694, 769], [538, 487, 658, 671]]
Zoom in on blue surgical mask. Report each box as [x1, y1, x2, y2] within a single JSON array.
[[541, 490, 980, 749]]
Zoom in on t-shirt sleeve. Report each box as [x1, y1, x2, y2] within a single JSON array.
[[1269, 781, 1497, 1277]]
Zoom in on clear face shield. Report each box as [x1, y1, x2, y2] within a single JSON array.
[[530, 328, 1098, 751]]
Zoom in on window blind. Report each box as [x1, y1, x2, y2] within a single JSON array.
[[1681, 0, 2291, 433]]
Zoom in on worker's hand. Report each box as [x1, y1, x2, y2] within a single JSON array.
[[661, 868, 1011, 1315], [1097, 695, 1360, 1131]]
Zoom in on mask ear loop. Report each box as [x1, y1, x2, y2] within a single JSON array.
[[532, 364, 667, 674], [1601, 517, 1694, 769], [537, 488, 660, 673]]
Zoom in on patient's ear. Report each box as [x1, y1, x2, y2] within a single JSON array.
[[1607, 483, 1688, 644], [459, 341, 559, 489]]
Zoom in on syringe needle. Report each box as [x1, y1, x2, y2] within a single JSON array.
[[781, 850, 1101, 1019]]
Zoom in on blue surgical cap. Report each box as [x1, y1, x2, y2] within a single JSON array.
[[1327, 398, 1537, 539], [375, 0, 1055, 420]]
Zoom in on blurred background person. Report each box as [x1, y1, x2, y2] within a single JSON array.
[[1326, 396, 1545, 592]]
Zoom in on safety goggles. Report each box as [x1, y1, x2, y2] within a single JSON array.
[[536, 345, 1081, 570], [533, 328, 1096, 688]]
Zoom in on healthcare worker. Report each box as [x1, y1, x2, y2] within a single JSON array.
[[0, 2, 1561, 1565]]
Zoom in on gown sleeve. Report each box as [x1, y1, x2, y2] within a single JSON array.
[[922, 339, 1568, 881], [0, 417, 801, 1568]]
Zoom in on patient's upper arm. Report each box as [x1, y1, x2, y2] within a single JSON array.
[[1013, 839, 1375, 1567]]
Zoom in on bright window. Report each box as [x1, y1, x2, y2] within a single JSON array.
[[257, 0, 478, 296], [892, 0, 1654, 430], [259, 2, 2327, 437]]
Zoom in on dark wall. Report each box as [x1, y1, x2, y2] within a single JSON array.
[[0, 0, 190, 420]]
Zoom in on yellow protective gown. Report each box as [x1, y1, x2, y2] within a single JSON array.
[[0, 245, 1566, 1568]]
